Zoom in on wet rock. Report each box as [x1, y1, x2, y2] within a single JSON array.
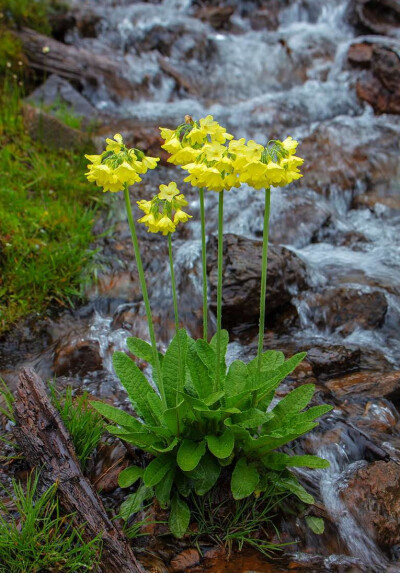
[[300, 115, 400, 196], [304, 288, 388, 336], [207, 234, 308, 329], [341, 460, 400, 549], [26, 74, 96, 126], [53, 334, 103, 377], [325, 370, 400, 401], [347, 0, 400, 37], [170, 548, 201, 572], [306, 345, 361, 377], [347, 41, 400, 114], [195, 5, 234, 29], [353, 192, 400, 212], [22, 104, 91, 150]]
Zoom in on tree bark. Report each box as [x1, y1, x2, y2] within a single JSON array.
[[13, 367, 145, 573]]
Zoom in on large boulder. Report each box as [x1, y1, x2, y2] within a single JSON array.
[[341, 461, 400, 549], [207, 233, 308, 329]]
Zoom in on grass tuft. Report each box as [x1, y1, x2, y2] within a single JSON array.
[[50, 385, 105, 470], [190, 487, 289, 558], [0, 472, 101, 572]]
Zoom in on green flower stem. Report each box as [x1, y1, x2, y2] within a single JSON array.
[[199, 187, 208, 340], [255, 187, 271, 401], [215, 190, 224, 392], [168, 232, 183, 433], [123, 184, 165, 405], [168, 233, 179, 333]]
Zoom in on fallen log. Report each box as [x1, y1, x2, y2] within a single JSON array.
[[13, 367, 145, 573], [15, 27, 134, 100]]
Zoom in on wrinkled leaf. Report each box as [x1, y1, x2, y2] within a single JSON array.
[[231, 458, 259, 500], [118, 466, 144, 488], [143, 454, 175, 487], [169, 494, 190, 538], [206, 428, 234, 459], [177, 439, 206, 471]]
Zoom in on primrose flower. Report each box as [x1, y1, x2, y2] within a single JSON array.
[[159, 115, 233, 167], [85, 134, 159, 193], [137, 182, 191, 235], [231, 137, 303, 189]]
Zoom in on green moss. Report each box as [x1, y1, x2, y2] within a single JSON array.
[[0, 80, 104, 334], [0, 0, 51, 34]]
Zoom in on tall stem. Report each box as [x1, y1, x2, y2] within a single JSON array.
[[215, 190, 224, 392], [123, 185, 165, 405], [199, 188, 208, 340], [168, 233, 179, 333], [168, 233, 183, 428], [256, 187, 271, 380]]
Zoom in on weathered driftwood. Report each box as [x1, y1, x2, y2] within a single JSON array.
[[15, 28, 133, 100], [13, 367, 144, 573]]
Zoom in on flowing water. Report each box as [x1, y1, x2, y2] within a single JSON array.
[[3, 0, 400, 570]]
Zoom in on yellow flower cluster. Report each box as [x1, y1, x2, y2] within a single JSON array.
[[85, 134, 159, 193], [159, 116, 303, 193], [160, 115, 233, 167], [230, 136, 303, 190], [137, 182, 191, 235]]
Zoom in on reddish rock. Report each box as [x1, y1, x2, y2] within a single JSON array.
[[207, 233, 308, 329], [347, 41, 400, 114], [325, 370, 400, 400], [195, 5, 234, 29], [353, 192, 400, 211], [348, 42, 373, 67], [305, 288, 387, 336], [341, 461, 400, 549], [170, 548, 201, 572]]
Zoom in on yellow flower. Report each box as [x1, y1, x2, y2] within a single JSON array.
[[158, 182, 179, 202], [137, 184, 191, 234], [85, 133, 159, 193], [167, 146, 199, 166], [105, 133, 124, 152], [157, 215, 176, 235], [173, 209, 192, 224]]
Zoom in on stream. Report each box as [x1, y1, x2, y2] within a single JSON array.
[[2, 0, 400, 570]]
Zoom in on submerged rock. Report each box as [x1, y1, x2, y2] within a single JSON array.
[[347, 0, 400, 37]]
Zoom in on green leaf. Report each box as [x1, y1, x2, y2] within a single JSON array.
[[180, 391, 224, 410], [177, 439, 206, 472], [248, 350, 285, 376], [92, 401, 143, 431], [152, 437, 179, 453], [162, 329, 188, 409], [272, 474, 315, 504], [232, 408, 273, 429], [120, 484, 153, 520], [305, 516, 325, 535], [268, 384, 315, 422], [186, 337, 213, 399], [254, 352, 307, 406], [118, 466, 144, 488], [113, 351, 158, 424], [162, 400, 190, 435], [206, 428, 234, 459], [262, 453, 329, 470], [224, 360, 249, 398], [106, 427, 160, 448], [195, 339, 216, 374], [143, 454, 175, 487], [292, 404, 333, 423], [210, 329, 229, 382], [126, 337, 163, 365], [155, 467, 175, 509], [147, 393, 165, 424], [231, 458, 259, 500], [189, 453, 221, 496], [169, 494, 190, 538]]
